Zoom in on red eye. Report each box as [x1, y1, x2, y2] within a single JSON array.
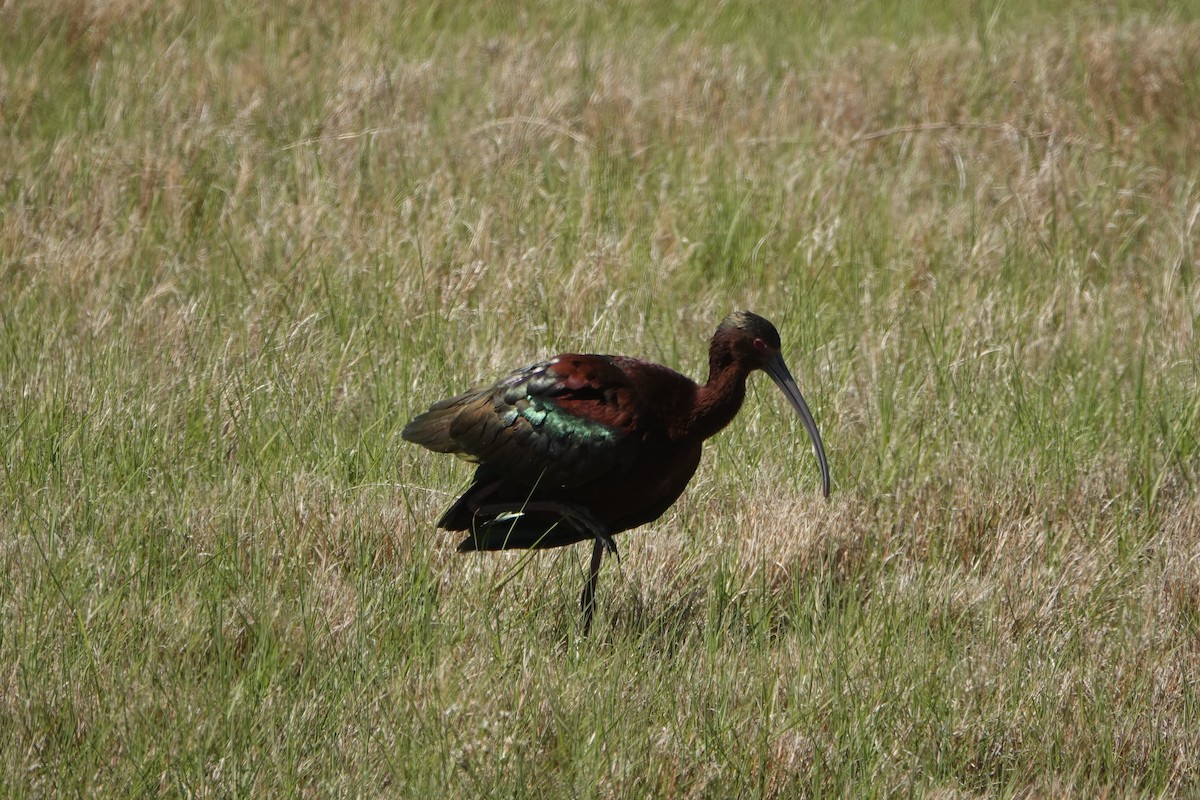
[[753, 337, 769, 352]]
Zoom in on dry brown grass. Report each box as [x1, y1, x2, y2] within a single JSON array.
[[2, 1, 1199, 796]]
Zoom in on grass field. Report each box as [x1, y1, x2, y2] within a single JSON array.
[[3, 1, 1200, 796]]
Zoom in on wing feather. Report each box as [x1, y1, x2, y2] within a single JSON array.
[[403, 356, 647, 487]]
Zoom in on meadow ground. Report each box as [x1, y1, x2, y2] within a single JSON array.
[[2, 1, 1199, 796]]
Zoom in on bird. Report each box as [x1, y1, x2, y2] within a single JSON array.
[[402, 311, 830, 632]]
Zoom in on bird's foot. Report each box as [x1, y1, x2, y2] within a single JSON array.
[[560, 506, 618, 562], [598, 531, 619, 560]]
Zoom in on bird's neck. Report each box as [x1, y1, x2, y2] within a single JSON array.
[[683, 355, 751, 441]]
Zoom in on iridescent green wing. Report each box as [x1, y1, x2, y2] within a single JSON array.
[[402, 355, 647, 488]]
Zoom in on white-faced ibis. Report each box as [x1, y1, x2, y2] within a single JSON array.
[[403, 311, 830, 632]]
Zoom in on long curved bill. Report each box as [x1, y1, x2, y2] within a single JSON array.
[[763, 352, 831, 498]]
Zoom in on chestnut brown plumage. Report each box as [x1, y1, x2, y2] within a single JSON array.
[[403, 311, 830, 632]]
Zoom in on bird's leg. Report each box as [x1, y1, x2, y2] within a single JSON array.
[[470, 498, 616, 634], [580, 537, 604, 635]]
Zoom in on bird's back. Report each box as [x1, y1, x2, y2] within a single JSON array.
[[404, 355, 644, 485]]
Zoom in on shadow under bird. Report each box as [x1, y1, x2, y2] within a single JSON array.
[[402, 311, 831, 632]]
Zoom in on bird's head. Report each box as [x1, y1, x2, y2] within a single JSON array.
[[715, 310, 784, 367], [714, 310, 831, 498]]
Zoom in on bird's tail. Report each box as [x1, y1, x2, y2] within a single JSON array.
[[402, 391, 484, 453]]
